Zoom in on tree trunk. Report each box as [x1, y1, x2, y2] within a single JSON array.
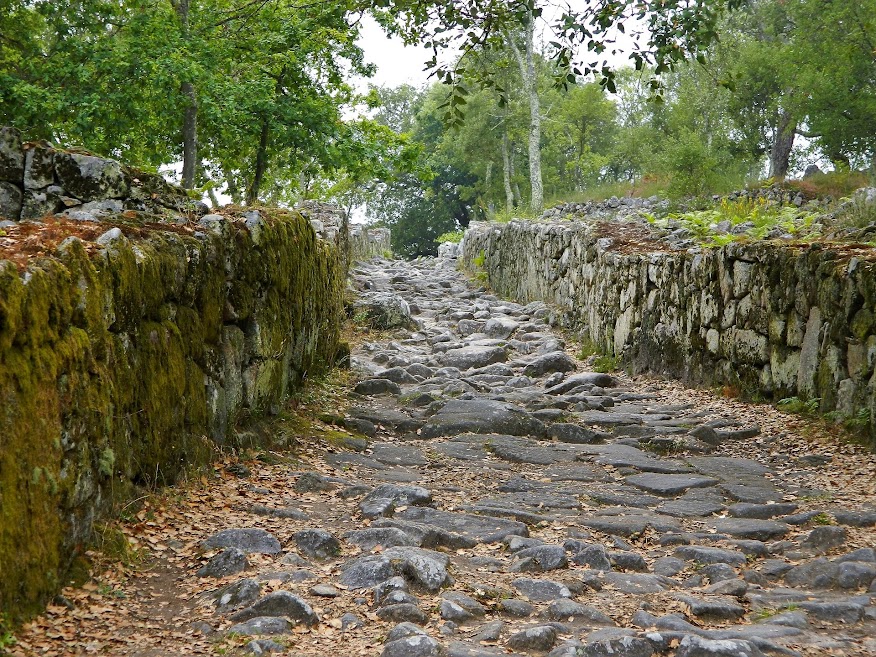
[[181, 81, 198, 189], [172, 0, 198, 190], [339, 205, 351, 279], [200, 164, 219, 208], [505, 10, 543, 213], [483, 160, 493, 217], [769, 110, 795, 180], [223, 164, 241, 204], [247, 119, 270, 204], [510, 150, 523, 207], [501, 127, 514, 214], [207, 186, 219, 208]]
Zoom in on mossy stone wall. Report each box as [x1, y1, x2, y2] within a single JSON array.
[[0, 209, 343, 620], [461, 220, 876, 444]]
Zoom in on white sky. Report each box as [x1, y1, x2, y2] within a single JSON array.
[[352, 8, 639, 93], [355, 15, 434, 90]]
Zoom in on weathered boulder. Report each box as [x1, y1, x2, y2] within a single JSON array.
[[55, 152, 129, 200]]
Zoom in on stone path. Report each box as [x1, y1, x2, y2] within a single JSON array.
[[14, 256, 876, 657]]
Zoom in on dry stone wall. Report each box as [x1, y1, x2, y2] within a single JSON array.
[[298, 200, 391, 262], [0, 135, 345, 620], [0, 127, 204, 222], [461, 219, 876, 442]]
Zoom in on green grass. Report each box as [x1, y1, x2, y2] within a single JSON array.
[[752, 603, 799, 621], [782, 170, 871, 199], [832, 191, 876, 230], [800, 491, 834, 502], [489, 206, 540, 223], [0, 614, 16, 651], [0, 630, 16, 650], [548, 176, 671, 205], [593, 354, 620, 373], [576, 336, 621, 372], [577, 336, 601, 359]]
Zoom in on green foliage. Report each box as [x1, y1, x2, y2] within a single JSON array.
[[810, 512, 834, 526], [832, 191, 876, 230], [98, 448, 115, 478], [435, 230, 465, 244], [0, 0, 397, 204], [649, 197, 823, 246], [490, 206, 539, 223], [787, 170, 871, 199], [593, 355, 620, 373], [575, 336, 620, 372], [776, 396, 821, 415], [473, 250, 486, 269], [0, 629, 15, 650]]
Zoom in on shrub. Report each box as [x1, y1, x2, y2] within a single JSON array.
[[434, 230, 464, 244]]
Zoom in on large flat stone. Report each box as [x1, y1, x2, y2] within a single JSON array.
[[523, 351, 577, 377], [439, 345, 508, 370], [202, 528, 281, 555], [602, 572, 669, 594], [359, 484, 432, 519], [586, 447, 691, 474], [545, 372, 617, 394], [487, 436, 583, 464], [674, 545, 747, 567], [511, 578, 572, 601], [420, 400, 545, 438], [371, 444, 429, 467], [710, 518, 790, 541], [581, 511, 680, 537], [396, 506, 529, 543], [625, 473, 720, 497], [229, 591, 319, 626]]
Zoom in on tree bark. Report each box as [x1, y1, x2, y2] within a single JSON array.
[[172, 0, 197, 189], [181, 81, 198, 189], [509, 150, 523, 207], [223, 164, 241, 204], [501, 126, 514, 214], [339, 204, 351, 280], [199, 164, 219, 208], [247, 119, 270, 204], [483, 159, 493, 215], [769, 109, 795, 179], [505, 10, 543, 213]]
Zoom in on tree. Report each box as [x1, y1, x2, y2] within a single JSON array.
[[542, 82, 616, 194], [169, 0, 198, 188], [0, 0, 377, 201], [791, 0, 876, 170], [504, 8, 543, 212], [367, 83, 482, 257]]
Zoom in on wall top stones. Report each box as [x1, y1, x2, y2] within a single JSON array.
[[0, 127, 392, 264], [0, 126, 206, 223]]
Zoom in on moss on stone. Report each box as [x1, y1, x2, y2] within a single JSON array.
[[0, 206, 344, 623]]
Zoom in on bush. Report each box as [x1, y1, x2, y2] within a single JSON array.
[[661, 130, 719, 199], [788, 170, 871, 199], [434, 230, 465, 244], [831, 188, 876, 230]]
